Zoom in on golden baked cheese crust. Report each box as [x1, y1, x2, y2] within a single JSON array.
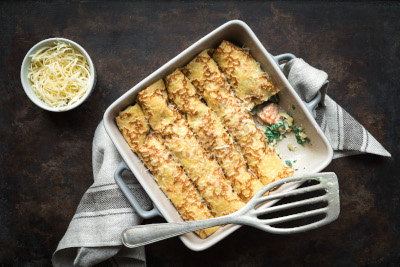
[[116, 104, 219, 238], [138, 80, 245, 217], [166, 69, 264, 202], [213, 40, 279, 111], [182, 50, 293, 185], [115, 42, 296, 239]]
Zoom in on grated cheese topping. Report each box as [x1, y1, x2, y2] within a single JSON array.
[[28, 41, 91, 109]]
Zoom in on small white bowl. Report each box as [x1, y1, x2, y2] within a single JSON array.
[[20, 37, 96, 112]]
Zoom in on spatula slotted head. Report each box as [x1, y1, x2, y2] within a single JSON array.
[[243, 172, 340, 234], [121, 173, 340, 248]]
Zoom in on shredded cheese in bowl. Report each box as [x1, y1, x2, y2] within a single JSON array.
[[28, 41, 91, 109]]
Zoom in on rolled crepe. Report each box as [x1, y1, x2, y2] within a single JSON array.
[[116, 104, 219, 238], [138, 80, 245, 217], [165, 69, 264, 202], [115, 104, 150, 151], [182, 50, 293, 185], [213, 40, 279, 110]]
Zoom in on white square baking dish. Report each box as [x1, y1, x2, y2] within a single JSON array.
[[103, 20, 333, 251]]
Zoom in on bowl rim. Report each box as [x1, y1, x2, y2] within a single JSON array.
[[20, 37, 96, 112]]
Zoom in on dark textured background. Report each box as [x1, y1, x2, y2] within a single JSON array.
[[1, 1, 399, 266]]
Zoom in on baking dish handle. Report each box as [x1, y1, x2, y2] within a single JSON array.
[[272, 53, 296, 66], [272, 53, 321, 117], [114, 161, 162, 219], [303, 91, 321, 115]]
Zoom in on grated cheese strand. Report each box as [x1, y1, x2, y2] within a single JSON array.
[[28, 41, 91, 109]]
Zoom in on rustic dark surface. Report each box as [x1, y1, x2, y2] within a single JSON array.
[[1, 1, 399, 266]]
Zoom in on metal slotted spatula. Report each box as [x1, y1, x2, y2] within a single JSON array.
[[122, 172, 340, 248]]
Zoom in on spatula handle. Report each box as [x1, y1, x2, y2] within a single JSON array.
[[122, 216, 232, 248]]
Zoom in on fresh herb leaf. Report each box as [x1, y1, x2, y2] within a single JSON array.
[[291, 125, 310, 146], [263, 112, 311, 146], [285, 160, 292, 167], [265, 127, 281, 142], [250, 106, 258, 115], [264, 119, 286, 142], [269, 94, 280, 104], [292, 105, 296, 110], [292, 125, 301, 145]]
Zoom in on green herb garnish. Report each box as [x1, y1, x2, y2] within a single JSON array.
[[292, 105, 296, 110], [285, 160, 292, 167], [291, 125, 311, 146], [263, 112, 311, 146], [269, 94, 280, 104], [264, 119, 287, 142]]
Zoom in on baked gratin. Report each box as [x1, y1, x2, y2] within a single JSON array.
[[115, 40, 295, 239]]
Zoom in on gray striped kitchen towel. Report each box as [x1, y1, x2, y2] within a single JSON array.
[[52, 122, 152, 267], [281, 58, 391, 158]]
